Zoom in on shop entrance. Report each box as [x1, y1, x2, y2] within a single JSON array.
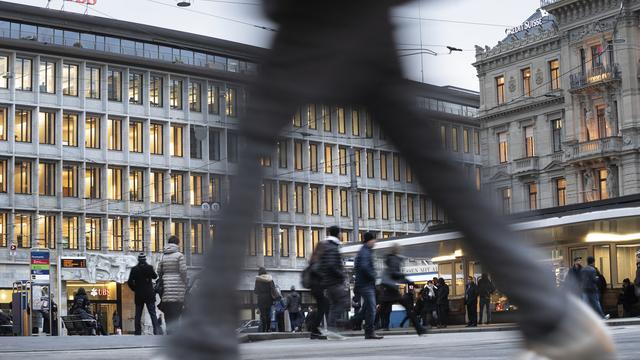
[[66, 281, 121, 334]]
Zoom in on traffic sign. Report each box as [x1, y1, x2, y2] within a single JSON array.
[[30, 249, 50, 284]]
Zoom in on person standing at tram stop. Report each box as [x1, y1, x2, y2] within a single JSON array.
[[127, 253, 161, 335], [477, 273, 495, 325], [157, 235, 188, 335], [465, 276, 478, 327], [354, 231, 383, 339], [435, 278, 449, 328], [253, 267, 276, 333], [582, 256, 610, 320]]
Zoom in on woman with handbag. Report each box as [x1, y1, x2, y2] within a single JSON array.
[[157, 236, 188, 335]]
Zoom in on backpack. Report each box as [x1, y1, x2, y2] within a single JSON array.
[[302, 243, 324, 288]]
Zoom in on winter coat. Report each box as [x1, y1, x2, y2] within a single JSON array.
[[436, 283, 449, 307], [619, 284, 637, 308], [157, 244, 188, 303], [465, 282, 478, 305], [286, 291, 301, 314], [354, 244, 376, 289], [581, 265, 600, 293], [127, 262, 158, 304], [477, 277, 495, 299], [70, 293, 90, 314], [317, 237, 345, 288], [254, 274, 276, 308], [381, 253, 406, 289], [420, 285, 437, 311]]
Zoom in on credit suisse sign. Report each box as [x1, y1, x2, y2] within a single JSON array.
[[505, 17, 544, 35]]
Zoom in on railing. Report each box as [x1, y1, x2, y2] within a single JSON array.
[[572, 136, 622, 159], [570, 64, 620, 90], [513, 157, 539, 174], [551, 152, 564, 162]]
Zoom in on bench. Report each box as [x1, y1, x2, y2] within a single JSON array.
[[61, 315, 96, 336]]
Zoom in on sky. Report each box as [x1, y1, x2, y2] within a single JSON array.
[[4, 0, 542, 91]]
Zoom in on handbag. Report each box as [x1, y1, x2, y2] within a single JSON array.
[[155, 255, 165, 298]]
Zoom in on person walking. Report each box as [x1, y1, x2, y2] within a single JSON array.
[[380, 245, 425, 335], [157, 236, 188, 335], [254, 267, 276, 333], [435, 278, 449, 328], [353, 232, 383, 339], [170, 0, 615, 358], [477, 273, 495, 325], [465, 276, 478, 327], [286, 286, 302, 331], [316, 226, 349, 339], [582, 256, 609, 319], [128, 253, 161, 335]]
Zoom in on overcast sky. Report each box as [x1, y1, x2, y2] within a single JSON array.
[[5, 0, 541, 91]]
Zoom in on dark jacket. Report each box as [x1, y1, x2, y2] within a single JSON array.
[[381, 253, 406, 289], [254, 274, 275, 308], [465, 282, 478, 305], [420, 285, 437, 311], [619, 284, 637, 308], [477, 277, 495, 299], [354, 244, 376, 289], [286, 291, 301, 314], [436, 283, 449, 307], [70, 293, 90, 314], [317, 237, 345, 288], [581, 265, 600, 293], [127, 262, 158, 304]]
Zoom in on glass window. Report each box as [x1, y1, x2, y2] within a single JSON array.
[[129, 120, 143, 153], [62, 164, 78, 198], [366, 150, 374, 178], [325, 187, 334, 216], [310, 185, 319, 215], [150, 75, 163, 107], [80, 33, 96, 50], [0, 158, 7, 193], [15, 213, 32, 248], [62, 63, 78, 96], [309, 143, 318, 172], [463, 129, 470, 153], [616, 244, 640, 284], [0, 55, 7, 89], [209, 128, 220, 161], [108, 217, 123, 251], [496, 76, 505, 104], [39, 60, 55, 94], [292, 109, 302, 128], [85, 217, 102, 251], [594, 245, 611, 285], [225, 87, 237, 117], [279, 227, 290, 257], [15, 109, 32, 143], [171, 221, 185, 253], [170, 125, 183, 157], [151, 170, 164, 203], [294, 141, 303, 171], [452, 127, 459, 152], [352, 109, 360, 136], [354, 149, 361, 177], [107, 69, 122, 102], [150, 219, 164, 253], [522, 68, 532, 96], [550, 59, 560, 90], [107, 167, 122, 200], [380, 152, 388, 180], [129, 72, 143, 105], [129, 218, 144, 252], [279, 182, 289, 212], [407, 196, 415, 222], [190, 125, 203, 159], [498, 132, 509, 163], [107, 118, 122, 151], [368, 192, 377, 219], [365, 112, 373, 138], [209, 175, 222, 203], [393, 153, 400, 181], [528, 183, 538, 210], [189, 81, 202, 112], [85, 115, 100, 149], [394, 193, 402, 221], [171, 173, 184, 204], [296, 228, 306, 258], [337, 107, 346, 134], [38, 111, 55, 145], [525, 126, 535, 157], [63, 30, 80, 47], [339, 147, 347, 175], [36, 215, 55, 249], [294, 183, 304, 213], [170, 79, 183, 109], [262, 181, 273, 211], [85, 166, 101, 199], [85, 66, 101, 99], [62, 113, 77, 147], [263, 226, 273, 257], [62, 216, 78, 250], [406, 165, 413, 183], [339, 188, 348, 217], [150, 123, 163, 155], [190, 174, 203, 206], [324, 144, 333, 174], [37, 26, 54, 43], [144, 43, 159, 59], [15, 57, 32, 91], [207, 83, 219, 114], [277, 140, 287, 169], [474, 130, 480, 155], [308, 104, 317, 130], [501, 187, 511, 215], [36, 161, 54, 197], [227, 132, 238, 163], [552, 119, 562, 152], [121, 39, 135, 56], [129, 169, 143, 202], [191, 223, 203, 255], [322, 105, 331, 132], [555, 178, 566, 206]]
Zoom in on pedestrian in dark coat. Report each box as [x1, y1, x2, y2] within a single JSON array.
[[436, 278, 449, 328], [465, 276, 479, 327], [353, 232, 382, 339], [581, 256, 607, 319], [254, 267, 276, 332], [477, 273, 496, 324], [127, 253, 160, 335], [618, 278, 637, 318], [286, 286, 302, 331], [420, 281, 438, 328]]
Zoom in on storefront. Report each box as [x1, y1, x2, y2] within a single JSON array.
[[66, 281, 121, 334]]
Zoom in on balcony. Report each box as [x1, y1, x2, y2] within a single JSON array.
[[571, 136, 622, 161], [513, 157, 539, 175], [570, 64, 620, 92]]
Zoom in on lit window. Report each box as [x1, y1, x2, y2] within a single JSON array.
[[496, 75, 505, 104], [15, 213, 32, 248], [15, 57, 32, 91], [14, 159, 32, 194], [311, 228, 320, 251], [474, 130, 480, 155], [309, 143, 318, 172], [62, 63, 78, 96], [129, 120, 143, 153], [263, 226, 273, 257], [368, 192, 376, 219], [452, 127, 459, 152], [108, 217, 123, 251], [207, 83, 219, 114], [130, 218, 144, 252], [39, 112, 55, 145], [498, 132, 509, 163], [150, 75, 163, 107], [62, 113, 78, 147], [129, 169, 143, 202], [292, 109, 302, 127], [150, 123, 164, 155], [85, 115, 100, 149], [463, 128, 470, 153], [337, 107, 345, 134], [38, 162, 55, 196], [280, 227, 289, 257], [406, 165, 413, 183], [381, 192, 389, 220], [37, 215, 55, 249], [171, 221, 185, 253], [0, 107, 6, 141], [524, 126, 535, 157], [191, 222, 203, 255], [550, 59, 560, 90], [170, 79, 183, 109], [107, 167, 122, 200], [528, 183, 538, 210], [151, 170, 164, 203], [310, 185, 319, 215], [0, 158, 7, 193], [108, 118, 122, 151], [189, 81, 201, 112], [556, 178, 566, 206], [62, 216, 79, 250], [39, 60, 55, 94], [0, 56, 7, 89], [340, 188, 348, 217], [326, 187, 334, 216], [85, 166, 101, 199], [150, 219, 164, 253], [352, 109, 360, 136], [339, 147, 347, 175], [354, 149, 361, 177], [85, 217, 101, 250], [324, 144, 333, 174], [129, 72, 143, 105], [366, 150, 374, 178], [170, 125, 183, 157], [296, 228, 305, 258], [308, 104, 317, 129], [62, 164, 78, 198], [380, 152, 388, 180], [190, 174, 203, 206], [225, 87, 237, 117], [107, 69, 122, 102], [170, 173, 184, 204], [279, 182, 289, 212], [392, 153, 400, 181], [294, 183, 304, 213], [522, 68, 532, 96], [15, 109, 32, 143], [85, 65, 101, 99], [294, 141, 303, 171]]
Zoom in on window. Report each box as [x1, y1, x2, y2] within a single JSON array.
[[552, 119, 562, 152], [209, 175, 222, 202], [170, 79, 183, 109], [340, 188, 348, 217], [524, 126, 535, 157], [380, 152, 388, 180], [15, 57, 32, 91], [247, 227, 257, 256], [550, 59, 560, 90], [262, 181, 273, 211], [170, 125, 183, 157], [151, 170, 164, 203], [591, 44, 603, 70], [357, 191, 363, 219], [62, 216, 78, 250], [39, 111, 55, 145], [296, 228, 305, 258], [498, 132, 509, 163], [86, 217, 101, 250], [0, 56, 7, 89], [107, 118, 122, 151], [420, 196, 427, 223], [191, 222, 203, 255], [406, 165, 413, 183], [277, 182, 291, 214], [381, 192, 389, 220], [129, 72, 143, 104], [277, 140, 287, 168], [108, 218, 123, 251], [209, 128, 221, 161], [501, 188, 511, 215], [463, 129, 470, 153], [337, 107, 346, 134], [15, 213, 32, 248], [599, 168, 608, 200], [368, 192, 376, 219], [62, 164, 78, 197], [310, 185, 319, 215], [339, 147, 347, 175], [150, 123, 163, 155], [324, 144, 333, 174], [352, 109, 360, 136], [39, 60, 55, 93], [475, 167, 481, 191], [263, 226, 273, 257], [452, 127, 459, 152], [207, 83, 219, 114], [85, 66, 101, 99], [62, 113, 77, 147], [292, 109, 302, 127], [85, 166, 101, 199], [555, 178, 566, 206], [190, 174, 203, 206], [190, 125, 203, 159], [440, 125, 446, 149], [366, 150, 374, 178], [227, 132, 238, 162], [150, 75, 163, 107], [322, 105, 331, 132], [365, 112, 373, 138], [36, 215, 55, 249], [326, 187, 335, 216], [150, 219, 164, 253], [38, 162, 55, 196], [85, 115, 100, 149], [394, 194, 402, 221], [15, 109, 32, 143], [14, 159, 31, 194], [522, 68, 532, 96], [278, 227, 289, 257], [129, 120, 143, 153], [308, 104, 317, 129], [0, 107, 6, 141], [312, 228, 322, 251], [107, 167, 122, 200], [170, 173, 184, 204], [496, 76, 505, 104], [393, 154, 400, 181], [225, 87, 237, 117], [0, 159, 6, 193], [596, 105, 607, 140], [130, 218, 144, 252], [107, 69, 122, 101], [474, 130, 480, 155], [309, 143, 318, 172], [171, 221, 185, 253], [129, 169, 143, 202], [528, 183, 538, 210], [294, 183, 304, 213], [62, 63, 78, 96], [189, 81, 201, 112]]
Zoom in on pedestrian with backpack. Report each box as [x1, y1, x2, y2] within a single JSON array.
[[354, 232, 382, 339]]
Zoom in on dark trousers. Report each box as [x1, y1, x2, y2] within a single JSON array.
[[173, 3, 568, 358], [258, 305, 271, 332], [309, 289, 329, 333], [479, 297, 491, 324], [421, 307, 437, 328], [135, 299, 160, 335], [357, 286, 376, 335], [466, 298, 478, 326], [583, 292, 605, 318], [289, 312, 301, 331], [276, 312, 285, 332], [379, 302, 392, 330], [437, 305, 449, 327], [326, 284, 349, 330], [162, 302, 184, 335]]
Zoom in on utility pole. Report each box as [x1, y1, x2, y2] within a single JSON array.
[[349, 147, 359, 242]]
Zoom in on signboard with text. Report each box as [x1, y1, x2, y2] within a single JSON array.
[[30, 249, 50, 284], [61, 257, 87, 269]]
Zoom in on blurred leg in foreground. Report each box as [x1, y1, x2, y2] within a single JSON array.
[[170, 1, 615, 359]]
